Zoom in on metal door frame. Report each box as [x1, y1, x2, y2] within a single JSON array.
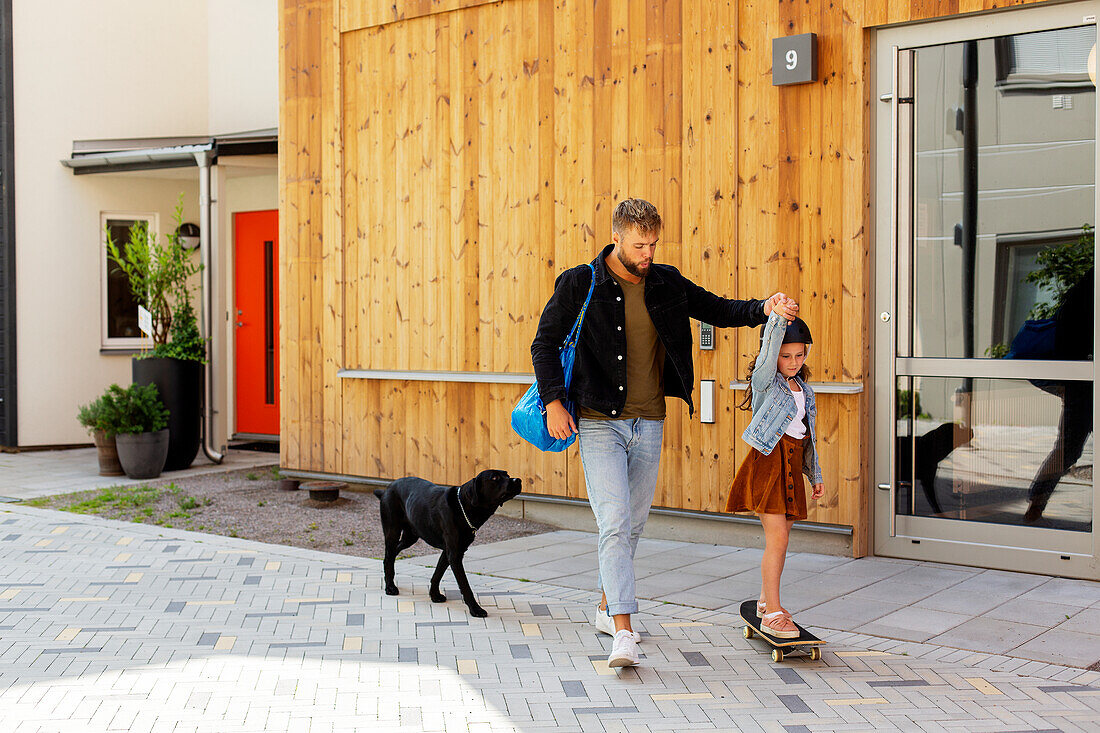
[[873, 1, 1100, 579], [0, 0, 14, 448]]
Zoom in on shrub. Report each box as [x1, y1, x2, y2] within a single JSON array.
[[76, 390, 123, 437], [107, 383, 170, 434], [145, 299, 205, 362]]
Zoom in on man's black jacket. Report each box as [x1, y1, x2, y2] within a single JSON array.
[[531, 244, 767, 417]]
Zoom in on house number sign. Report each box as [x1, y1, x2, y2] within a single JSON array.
[[772, 33, 818, 86]]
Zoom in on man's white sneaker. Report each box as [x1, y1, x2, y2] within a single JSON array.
[[593, 605, 641, 642], [607, 629, 640, 668]]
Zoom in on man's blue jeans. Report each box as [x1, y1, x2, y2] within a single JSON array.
[[578, 417, 664, 616]]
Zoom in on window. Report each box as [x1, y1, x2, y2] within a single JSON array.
[[991, 228, 1092, 355], [101, 212, 157, 349], [994, 25, 1095, 93]]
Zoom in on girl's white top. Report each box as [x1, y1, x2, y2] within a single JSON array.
[[784, 386, 807, 439]]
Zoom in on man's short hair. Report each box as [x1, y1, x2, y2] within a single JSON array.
[[611, 198, 661, 238]]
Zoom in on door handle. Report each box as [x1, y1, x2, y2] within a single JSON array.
[[877, 483, 891, 491]]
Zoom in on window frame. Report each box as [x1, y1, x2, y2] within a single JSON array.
[[100, 211, 159, 350], [991, 228, 1086, 348]]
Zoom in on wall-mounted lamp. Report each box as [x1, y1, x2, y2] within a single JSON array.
[[176, 222, 200, 250]]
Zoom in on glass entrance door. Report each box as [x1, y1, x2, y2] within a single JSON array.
[[874, 5, 1100, 579]]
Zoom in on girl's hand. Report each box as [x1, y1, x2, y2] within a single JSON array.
[[763, 292, 786, 317], [811, 483, 824, 500], [766, 293, 799, 321]]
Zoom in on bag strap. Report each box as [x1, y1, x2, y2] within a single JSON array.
[[563, 263, 596, 348]]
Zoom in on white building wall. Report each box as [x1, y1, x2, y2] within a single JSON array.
[[208, 1, 278, 134], [12, 0, 277, 446]]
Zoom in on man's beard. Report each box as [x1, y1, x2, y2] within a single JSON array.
[[617, 250, 650, 277]]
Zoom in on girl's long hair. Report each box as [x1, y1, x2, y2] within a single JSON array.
[[736, 357, 812, 411]]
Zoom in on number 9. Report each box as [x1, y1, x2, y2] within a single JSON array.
[[786, 49, 798, 70]]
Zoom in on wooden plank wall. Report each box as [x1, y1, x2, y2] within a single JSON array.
[[282, 0, 1051, 557]]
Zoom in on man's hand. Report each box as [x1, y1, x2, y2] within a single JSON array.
[[811, 483, 824, 501], [545, 399, 578, 440], [763, 292, 799, 321]]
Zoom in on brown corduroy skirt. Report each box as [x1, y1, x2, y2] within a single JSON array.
[[725, 435, 808, 520]]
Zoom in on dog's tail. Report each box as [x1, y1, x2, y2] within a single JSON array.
[[373, 488, 385, 499]]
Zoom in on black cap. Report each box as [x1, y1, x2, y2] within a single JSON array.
[[783, 317, 813, 345], [760, 316, 813, 346]]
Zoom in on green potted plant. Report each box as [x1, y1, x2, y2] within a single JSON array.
[[108, 383, 171, 479], [76, 389, 124, 476], [106, 195, 205, 471]]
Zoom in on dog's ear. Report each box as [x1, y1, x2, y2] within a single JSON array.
[[463, 474, 483, 505]]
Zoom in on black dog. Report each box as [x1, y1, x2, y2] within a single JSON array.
[[374, 469, 522, 617]]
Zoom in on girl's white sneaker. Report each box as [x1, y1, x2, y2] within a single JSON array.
[[607, 629, 640, 667]]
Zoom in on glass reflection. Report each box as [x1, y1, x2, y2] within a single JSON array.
[[910, 26, 1095, 360], [896, 376, 1093, 532]]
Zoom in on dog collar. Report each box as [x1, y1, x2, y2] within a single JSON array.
[[456, 486, 476, 530]]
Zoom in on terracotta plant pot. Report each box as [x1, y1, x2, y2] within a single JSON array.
[[115, 429, 170, 480], [93, 430, 124, 476]]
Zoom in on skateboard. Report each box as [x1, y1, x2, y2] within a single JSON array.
[[739, 600, 825, 662]]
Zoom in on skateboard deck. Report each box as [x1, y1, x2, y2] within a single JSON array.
[[739, 600, 825, 662]]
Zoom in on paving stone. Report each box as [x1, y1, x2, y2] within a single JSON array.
[[927, 617, 1048, 655], [1055, 606, 1100, 637], [776, 695, 812, 714], [1011, 628, 1100, 668], [800, 594, 903, 628], [859, 606, 971, 642], [635, 571, 719, 597], [1022, 578, 1100, 607], [848, 579, 940, 606], [982, 596, 1083, 627]]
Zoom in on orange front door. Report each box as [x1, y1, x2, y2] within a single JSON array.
[[234, 210, 280, 436]]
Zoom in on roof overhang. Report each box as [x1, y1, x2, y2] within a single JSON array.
[[61, 129, 277, 175]]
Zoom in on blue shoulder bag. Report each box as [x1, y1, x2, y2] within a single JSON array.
[[511, 264, 596, 452]]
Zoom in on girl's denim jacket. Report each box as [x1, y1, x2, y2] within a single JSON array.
[[741, 310, 824, 485]]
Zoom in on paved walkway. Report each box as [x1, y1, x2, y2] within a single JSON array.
[[2, 504, 1099, 732], [0, 447, 276, 501], [418, 531, 1100, 671]]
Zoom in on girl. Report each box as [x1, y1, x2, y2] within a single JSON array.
[[726, 301, 825, 638]]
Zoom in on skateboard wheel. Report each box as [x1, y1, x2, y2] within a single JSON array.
[[810, 647, 821, 661], [772, 648, 783, 663], [743, 626, 753, 639]]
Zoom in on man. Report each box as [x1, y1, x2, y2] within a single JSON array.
[[1024, 265, 1093, 524], [531, 198, 796, 667]]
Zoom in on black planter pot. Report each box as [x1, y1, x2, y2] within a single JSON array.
[[132, 357, 203, 471], [115, 429, 170, 479]]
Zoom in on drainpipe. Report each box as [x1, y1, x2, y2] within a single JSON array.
[[954, 40, 978, 436], [195, 149, 224, 464], [960, 39, 978, 364]]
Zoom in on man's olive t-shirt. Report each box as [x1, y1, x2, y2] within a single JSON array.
[[580, 269, 666, 420]]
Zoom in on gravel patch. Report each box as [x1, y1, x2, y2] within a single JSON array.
[[22, 464, 554, 560]]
